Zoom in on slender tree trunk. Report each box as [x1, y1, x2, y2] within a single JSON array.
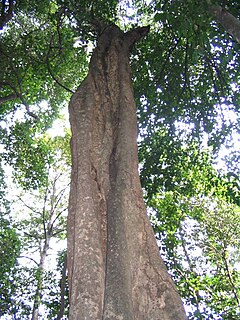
[[31, 237, 50, 320], [179, 230, 203, 319], [222, 247, 240, 307], [68, 23, 187, 320], [56, 253, 68, 320], [31, 185, 54, 320]]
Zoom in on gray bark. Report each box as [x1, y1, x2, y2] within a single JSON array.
[[209, 4, 240, 43], [31, 236, 50, 320], [68, 24, 187, 320]]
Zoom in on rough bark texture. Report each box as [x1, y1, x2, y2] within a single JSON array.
[[209, 4, 240, 43], [68, 24, 187, 320]]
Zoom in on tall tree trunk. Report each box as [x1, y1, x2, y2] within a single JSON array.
[[68, 23, 187, 320]]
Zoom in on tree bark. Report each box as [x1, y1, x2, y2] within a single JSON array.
[[209, 4, 240, 43], [68, 23, 187, 320], [31, 236, 50, 320], [0, 0, 15, 30], [56, 253, 68, 320]]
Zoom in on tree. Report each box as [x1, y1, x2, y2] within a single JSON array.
[[137, 121, 240, 318], [0, 0, 240, 319], [0, 164, 21, 317], [68, 22, 186, 319], [142, 145, 240, 318], [1, 135, 70, 319]]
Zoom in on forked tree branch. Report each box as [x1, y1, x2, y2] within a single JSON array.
[[126, 25, 150, 50]]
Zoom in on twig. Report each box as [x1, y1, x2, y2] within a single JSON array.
[[18, 255, 39, 266]]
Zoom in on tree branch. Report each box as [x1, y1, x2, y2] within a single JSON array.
[[17, 195, 42, 215], [222, 247, 240, 307], [23, 231, 39, 241], [0, 81, 38, 119], [0, 93, 17, 104], [46, 35, 74, 94], [18, 255, 39, 266], [209, 4, 240, 43], [157, 38, 181, 82], [46, 58, 74, 94], [125, 25, 150, 50], [51, 206, 68, 228], [0, 0, 15, 30]]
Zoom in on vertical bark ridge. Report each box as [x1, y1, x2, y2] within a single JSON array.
[[68, 24, 187, 320]]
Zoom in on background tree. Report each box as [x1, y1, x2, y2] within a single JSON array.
[[1, 135, 70, 319], [0, 164, 21, 317], [140, 137, 240, 318]]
